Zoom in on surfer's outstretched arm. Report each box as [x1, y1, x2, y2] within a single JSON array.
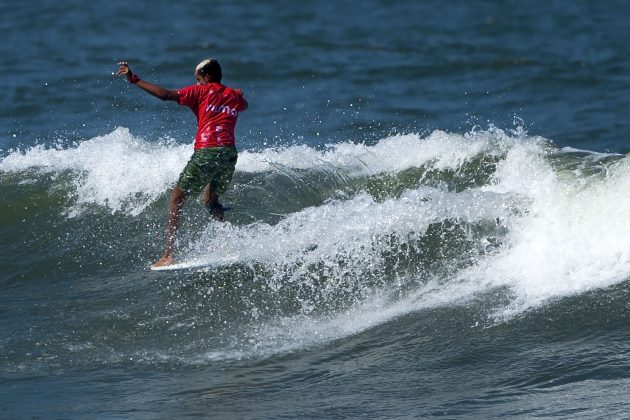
[[116, 62, 179, 101]]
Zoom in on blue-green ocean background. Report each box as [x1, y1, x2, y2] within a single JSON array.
[[3, 0, 630, 418]]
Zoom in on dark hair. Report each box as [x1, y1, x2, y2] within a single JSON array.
[[196, 58, 222, 83]]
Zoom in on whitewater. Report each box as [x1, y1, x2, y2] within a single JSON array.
[[3, 126, 630, 365]]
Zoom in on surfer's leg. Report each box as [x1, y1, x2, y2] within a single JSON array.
[[201, 148, 237, 222], [153, 186, 189, 267], [203, 183, 224, 221]]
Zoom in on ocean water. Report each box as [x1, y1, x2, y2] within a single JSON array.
[[3, 0, 630, 418]]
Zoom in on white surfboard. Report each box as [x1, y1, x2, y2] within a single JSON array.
[[150, 260, 210, 272], [150, 256, 239, 272]]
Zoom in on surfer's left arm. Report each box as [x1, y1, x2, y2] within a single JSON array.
[[116, 62, 179, 102]]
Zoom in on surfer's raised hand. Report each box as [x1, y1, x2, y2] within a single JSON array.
[[116, 62, 140, 85], [116, 61, 129, 75]]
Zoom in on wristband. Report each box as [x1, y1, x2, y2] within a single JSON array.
[[130, 74, 140, 84]]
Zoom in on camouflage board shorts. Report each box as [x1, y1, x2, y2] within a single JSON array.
[[177, 147, 238, 196]]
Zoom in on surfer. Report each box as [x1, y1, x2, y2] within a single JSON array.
[[116, 59, 248, 268]]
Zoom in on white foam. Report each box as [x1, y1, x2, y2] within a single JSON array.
[[182, 138, 630, 359], [185, 186, 516, 273], [476, 152, 630, 317], [0, 127, 190, 216], [176, 183, 521, 362]]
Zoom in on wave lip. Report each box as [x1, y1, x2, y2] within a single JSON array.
[[0, 127, 190, 216], [0, 126, 515, 217], [237, 128, 512, 177]]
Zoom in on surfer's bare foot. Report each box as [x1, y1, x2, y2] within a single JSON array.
[[152, 254, 174, 268]]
